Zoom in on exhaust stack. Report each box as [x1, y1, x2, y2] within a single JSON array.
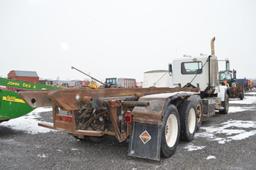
[[226, 60, 230, 71], [211, 37, 216, 56]]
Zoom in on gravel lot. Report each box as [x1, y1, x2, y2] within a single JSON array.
[[1, 93, 256, 170]]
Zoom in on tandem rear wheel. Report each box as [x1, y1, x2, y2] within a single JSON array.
[[161, 105, 180, 158], [179, 96, 202, 142]]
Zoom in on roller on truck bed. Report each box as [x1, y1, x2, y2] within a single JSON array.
[[19, 37, 229, 161]]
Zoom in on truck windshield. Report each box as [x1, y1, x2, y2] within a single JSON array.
[[181, 61, 203, 74], [105, 78, 117, 85], [219, 71, 232, 81]]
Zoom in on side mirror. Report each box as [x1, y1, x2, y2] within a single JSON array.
[[168, 64, 172, 73]]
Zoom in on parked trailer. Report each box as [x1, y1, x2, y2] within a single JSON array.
[[105, 78, 137, 88], [236, 78, 254, 92], [19, 37, 229, 161]]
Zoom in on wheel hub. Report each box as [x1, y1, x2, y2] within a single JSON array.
[[165, 114, 178, 148], [188, 108, 196, 134]]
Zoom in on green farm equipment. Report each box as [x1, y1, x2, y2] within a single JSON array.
[[219, 60, 244, 100], [0, 77, 59, 122]]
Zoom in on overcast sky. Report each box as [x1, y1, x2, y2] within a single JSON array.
[[0, 0, 255, 81]]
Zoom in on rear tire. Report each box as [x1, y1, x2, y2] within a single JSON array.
[[161, 105, 180, 158], [187, 96, 202, 130], [180, 98, 199, 142]]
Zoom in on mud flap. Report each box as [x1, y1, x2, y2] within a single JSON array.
[[128, 122, 162, 161]]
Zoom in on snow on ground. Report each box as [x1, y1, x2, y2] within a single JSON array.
[[71, 148, 79, 151], [196, 120, 256, 144], [246, 91, 256, 95], [229, 94, 256, 113], [229, 95, 256, 105], [229, 106, 255, 113], [184, 144, 206, 151], [206, 155, 216, 160], [1, 107, 55, 134], [37, 153, 47, 158]]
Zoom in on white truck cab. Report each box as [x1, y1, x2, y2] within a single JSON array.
[[168, 37, 229, 115], [169, 37, 226, 99], [171, 56, 218, 91]]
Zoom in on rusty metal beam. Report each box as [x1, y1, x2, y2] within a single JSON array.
[[19, 87, 199, 111], [38, 122, 105, 137], [108, 100, 127, 142]]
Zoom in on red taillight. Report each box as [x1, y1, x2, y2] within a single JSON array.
[[124, 111, 133, 124], [56, 115, 73, 122], [63, 116, 72, 122]]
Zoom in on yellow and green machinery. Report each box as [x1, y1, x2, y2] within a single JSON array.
[[0, 77, 59, 122]]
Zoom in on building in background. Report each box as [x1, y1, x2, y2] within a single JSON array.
[[8, 70, 39, 83], [39, 79, 54, 86]]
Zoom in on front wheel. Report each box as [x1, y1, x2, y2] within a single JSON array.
[[161, 105, 180, 158], [239, 89, 245, 100], [220, 92, 229, 114]]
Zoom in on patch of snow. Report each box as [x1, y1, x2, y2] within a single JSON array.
[[1, 107, 55, 134], [71, 148, 79, 151], [228, 130, 256, 140], [217, 139, 228, 144], [184, 144, 206, 151], [246, 91, 256, 95], [206, 155, 216, 160], [37, 153, 47, 158], [196, 120, 256, 144], [33, 107, 52, 113], [229, 106, 255, 113], [229, 96, 256, 105], [222, 120, 256, 128]]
